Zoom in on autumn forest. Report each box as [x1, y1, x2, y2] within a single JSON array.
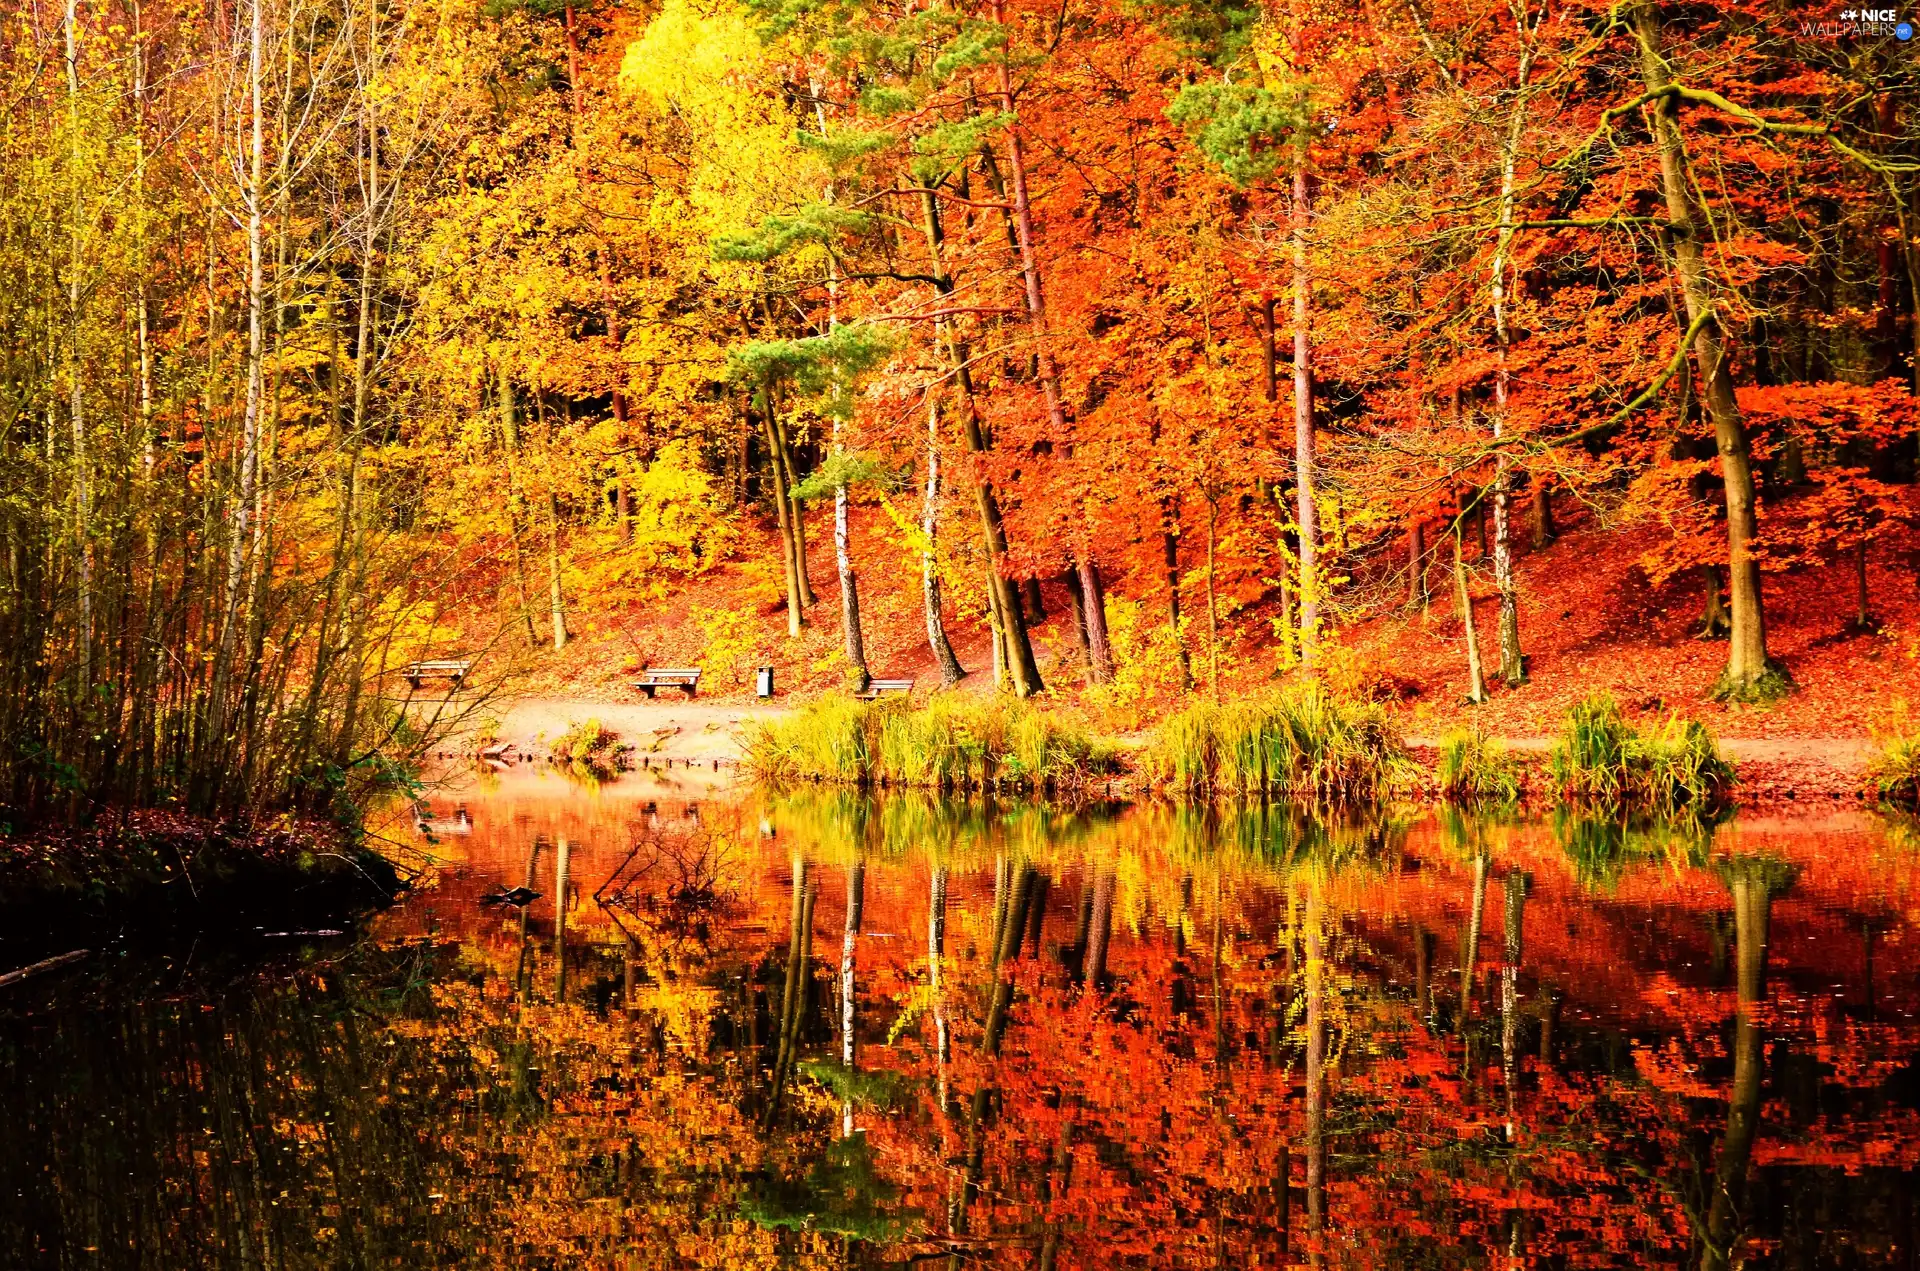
[[4, 0, 1920, 822], [5, 0, 1920, 1264]]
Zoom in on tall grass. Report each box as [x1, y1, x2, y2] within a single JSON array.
[[746, 697, 1112, 792], [1868, 702, 1920, 804], [1435, 726, 1521, 804], [1549, 694, 1732, 810], [1143, 683, 1410, 803]]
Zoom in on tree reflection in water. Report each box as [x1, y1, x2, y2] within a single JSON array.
[[3, 786, 1918, 1268]]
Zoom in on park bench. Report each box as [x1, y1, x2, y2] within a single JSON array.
[[634, 667, 702, 699], [404, 659, 471, 690], [854, 677, 914, 701]]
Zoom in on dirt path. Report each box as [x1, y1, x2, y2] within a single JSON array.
[[487, 696, 790, 762]]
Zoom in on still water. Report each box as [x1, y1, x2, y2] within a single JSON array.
[[5, 767, 1920, 1268]]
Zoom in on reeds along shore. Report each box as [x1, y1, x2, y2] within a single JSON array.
[[745, 697, 1116, 793], [746, 684, 1769, 813], [1548, 694, 1734, 812], [1144, 684, 1411, 803]]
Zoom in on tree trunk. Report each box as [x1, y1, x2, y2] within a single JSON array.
[[922, 400, 966, 686], [534, 387, 569, 652], [1023, 576, 1045, 624], [1454, 521, 1489, 704], [809, 101, 869, 692], [1260, 292, 1279, 404], [1277, 485, 1299, 667], [545, 484, 567, 652], [1488, 9, 1536, 690], [915, 186, 1042, 695], [615, 474, 630, 546], [1634, 2, 1775, 697], [762, 406, 804, 638], [1204, 498, 1222, 699], [1530, 479, 1554, 549], [1699, 564, 1731, 639], [1163, 511, 1194, 690], [333, 9, 384, 770], [1078, 558, 1114, 683], [987, 575, 1009, 691], [499, 371, 539, 647], [1289, 5, 1319, 669], [214, 0, 270, 752], [1066, 566, 1092, 672], [776, 413, 816, 608], [1408, 519, 1429, 608], [989, 33, 1106, 682], [64, 0, 92, 681], [835, 481, 869, 690], [1856, 539, 1872, 630]]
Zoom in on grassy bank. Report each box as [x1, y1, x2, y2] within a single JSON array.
[[1142, 685, 1411, 803], [1435, 727, 1522, 804], [746, 697, 1117, 792], [0, 811, 405, 953], [1549, 694, 1733, 811]]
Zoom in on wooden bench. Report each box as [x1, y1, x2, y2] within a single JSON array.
[[404, 659, 472, 690], [634, 667, 701, 699], [854, 677, 914, 700]]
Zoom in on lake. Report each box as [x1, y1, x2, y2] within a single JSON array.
[[4, 766, 1918, 1267]]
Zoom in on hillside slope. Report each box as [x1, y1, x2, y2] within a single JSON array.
[[467, 503, 1920, 796]]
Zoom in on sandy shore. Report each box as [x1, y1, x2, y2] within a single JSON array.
[[476, 695, 788, 763]]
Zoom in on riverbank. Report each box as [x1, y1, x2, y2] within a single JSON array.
[[458, 693, 1881, 809], [1402, 734, 1874, 807], [0, 810, 404, 956]]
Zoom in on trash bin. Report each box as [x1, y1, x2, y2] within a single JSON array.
[[756, 665, 775, 699]]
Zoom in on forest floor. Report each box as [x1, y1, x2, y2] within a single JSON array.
[[454, 505, 1920, 804]]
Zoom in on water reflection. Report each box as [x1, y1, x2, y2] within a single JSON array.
[[4, 777, 1919, 1268]]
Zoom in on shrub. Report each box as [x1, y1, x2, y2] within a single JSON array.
[[1082, 595, 1202, 731], [1549, 694, 1732, 810], [1435, 727, 1521, 804], [1143, 682, 1410, 803], [550, 719, 631, 773], [691, 604, 768, 693]]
